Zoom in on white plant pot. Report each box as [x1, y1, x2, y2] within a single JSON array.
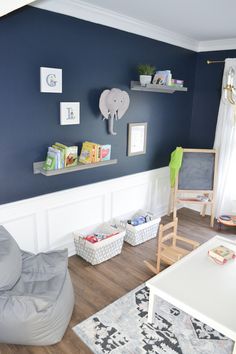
[[139, 75, 152, 86]]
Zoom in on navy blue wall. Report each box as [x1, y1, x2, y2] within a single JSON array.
[[190, 50, 236, 148], [0, 6, 196, 204]]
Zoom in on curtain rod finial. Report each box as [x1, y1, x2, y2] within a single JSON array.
[[206, 60, 225, 64]]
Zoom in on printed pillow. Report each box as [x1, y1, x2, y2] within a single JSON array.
[[0, 226, 22, 291]]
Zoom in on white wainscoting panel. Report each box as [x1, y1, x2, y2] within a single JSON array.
[[0, 167, 170, 256], [46, 195, 105, 254], [2, 214, 38, 253], [111, 183, 150, 216]]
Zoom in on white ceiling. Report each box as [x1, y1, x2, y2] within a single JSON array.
[[29, 0, 236, 51]]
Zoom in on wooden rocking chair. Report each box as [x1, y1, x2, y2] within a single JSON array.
[[144, 218, 199, 274]]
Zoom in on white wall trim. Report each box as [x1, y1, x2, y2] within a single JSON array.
[[198, 38, 236, 52], [0, 167, 170, 256], [32, 0, 198, 51], [0, 0, 36, 17], [31, 0, 236, 52]]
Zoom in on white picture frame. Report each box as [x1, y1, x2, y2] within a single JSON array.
[[128, 122, 147, 156], [40, 67, 62, 93], [60, 102, 80, 125]]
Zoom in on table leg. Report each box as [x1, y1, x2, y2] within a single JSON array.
[[147, 291, 156, 323]]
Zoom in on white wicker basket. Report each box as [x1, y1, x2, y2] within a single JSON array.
[[73, 223, 125, 265], [119, 210, 160, 246]]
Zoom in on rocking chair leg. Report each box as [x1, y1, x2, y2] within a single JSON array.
[[144, 261, 158, 274]]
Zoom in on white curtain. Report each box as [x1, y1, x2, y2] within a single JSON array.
[[214, 58, 236, 216]]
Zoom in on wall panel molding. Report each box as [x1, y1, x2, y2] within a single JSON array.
[[0, 167, 170, 256], [2, 214, 39, 252]]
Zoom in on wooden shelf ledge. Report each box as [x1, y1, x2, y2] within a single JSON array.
[[33, 159, 118, 176], [130, 81, 188, 94]]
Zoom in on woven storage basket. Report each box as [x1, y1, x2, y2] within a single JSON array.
[[119, 210, 160, 246], [74, 223, 125, 265]]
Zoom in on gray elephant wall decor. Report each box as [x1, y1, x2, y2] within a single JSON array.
[[99, 88, 130, 135]]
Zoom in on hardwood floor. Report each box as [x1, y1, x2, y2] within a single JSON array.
[[0, 208, 235, 354]]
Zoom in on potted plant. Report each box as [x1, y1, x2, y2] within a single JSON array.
[[137, 64, 156, 86]]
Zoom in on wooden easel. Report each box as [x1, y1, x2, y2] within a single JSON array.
[[170, 148, 218, 227]]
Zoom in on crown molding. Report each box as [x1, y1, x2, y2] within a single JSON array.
[[31, 0, 236, 53], [198, 38, 236, 52], [0, 0, 36, 16], [32, 0, 198, 51]]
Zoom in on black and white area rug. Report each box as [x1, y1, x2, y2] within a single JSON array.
[[73, 284, 233, 354]]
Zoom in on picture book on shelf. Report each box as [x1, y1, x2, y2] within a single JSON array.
[[54, 142, 67, 168], [171, 79, 184, 87], [79, 142, 111, 164], [44, 142, 78, 170], [43, 153, 57, 170], [100, 144, 111, 161], [48, 147, 61, 169], [79, 141, 97, 164], [153, 70, 170, 85], [65, 146, 78, 167]]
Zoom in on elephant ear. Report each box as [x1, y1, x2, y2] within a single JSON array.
[[117, 90, 130, 119], [99, 89, 110, 119]]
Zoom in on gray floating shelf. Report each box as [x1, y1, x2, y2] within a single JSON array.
[[130, 81, 188, 94], [33, 159, 118, 176]]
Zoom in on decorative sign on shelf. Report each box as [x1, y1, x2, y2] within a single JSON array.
[[60, 102, 80, 125], [40, 67, 62, 93]]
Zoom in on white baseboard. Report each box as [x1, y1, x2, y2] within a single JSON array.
[[0, 167, 170, 256]]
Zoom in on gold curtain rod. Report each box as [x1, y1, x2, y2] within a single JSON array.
[[207, 60, 225, 64]]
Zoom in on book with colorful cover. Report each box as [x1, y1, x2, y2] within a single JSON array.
[[43, 151, 57, 170], [208, 245, 236, 264], [79, 141, 111, 164], [52, 144, 65, 168], [43, 142, 78, 170], [65, 146, 78, 167], [79, 141, 94, 164], [100, 144, 111, 161], [54, 142, 78, 168], [91, 142, 101, 163], [55, 142, 67, 167], [48, 147, 61, 169], [171, 79, 184, 87], [96, 144, 101, 162], [79, 141, 100, 164]]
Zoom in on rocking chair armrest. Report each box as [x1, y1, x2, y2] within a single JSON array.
[[176, 235, 200, 249]]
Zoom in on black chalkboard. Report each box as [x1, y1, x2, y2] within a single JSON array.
[[178, 152, 215, 190]]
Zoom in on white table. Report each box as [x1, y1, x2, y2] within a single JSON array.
[[146, 236, 236, 354]]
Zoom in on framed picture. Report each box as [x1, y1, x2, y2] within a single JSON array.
[[60, 102, 80, 125], [40, 67, 62, 93], [128, 122, 147, 156]]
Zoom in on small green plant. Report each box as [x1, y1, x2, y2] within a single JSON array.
[[137, 64, 156, 75]]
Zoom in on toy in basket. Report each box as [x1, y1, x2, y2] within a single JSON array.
[[119, 210, 160, 246], [73, 223, 125, 265]]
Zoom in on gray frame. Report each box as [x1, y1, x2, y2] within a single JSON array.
[[128, 122, 147, 156]]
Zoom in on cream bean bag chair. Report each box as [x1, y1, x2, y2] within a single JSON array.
[[0, 226, 74, 345]]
